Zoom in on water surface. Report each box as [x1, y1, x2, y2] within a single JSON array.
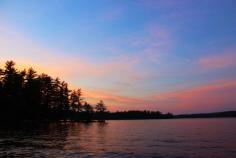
[[0, 118, 235, 158]]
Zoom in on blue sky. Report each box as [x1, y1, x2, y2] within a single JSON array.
[[0, 0, 236, 113]]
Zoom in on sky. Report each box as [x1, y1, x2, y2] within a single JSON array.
[[0, 0, 236, 114]]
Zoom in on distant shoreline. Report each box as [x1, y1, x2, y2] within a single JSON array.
[[103, 111, 236, 120], [1, 111, 235, 124], [174, 111, 236, 119]]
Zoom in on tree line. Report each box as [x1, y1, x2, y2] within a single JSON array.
[[0, 61, 173, 122], [0, 61, 107, 121]]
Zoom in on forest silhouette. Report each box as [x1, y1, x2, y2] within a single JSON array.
[[0, 61, 173, 123]]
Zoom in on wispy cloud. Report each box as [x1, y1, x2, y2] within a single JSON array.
[[198, 47, 236, 71], [144, 79, 236, 113], [100, 5, 124, 21], [4, 22, 235, 114], [92, 79, 236, 113], [0, 22, 154, 101], [126, 24, 173, 62]]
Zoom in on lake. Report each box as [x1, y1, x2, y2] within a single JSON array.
[[0, 118, 235, 158]]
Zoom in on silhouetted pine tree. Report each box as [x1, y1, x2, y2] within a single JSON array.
[[70, 89, 83, 112], [83, 102, 94, 113], [95, 100, 107, 113], [24, 67, 41, 119], [1, 61, 26, 120]]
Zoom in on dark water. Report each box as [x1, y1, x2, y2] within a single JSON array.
[[0, 118, 235, 158]]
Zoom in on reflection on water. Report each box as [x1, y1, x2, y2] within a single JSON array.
[[0, 119, 236, 158]]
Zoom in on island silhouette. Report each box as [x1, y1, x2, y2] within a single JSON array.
[[0, 61, 235, 124]]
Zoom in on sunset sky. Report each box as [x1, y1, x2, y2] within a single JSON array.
[[0, 0, 236, 114]]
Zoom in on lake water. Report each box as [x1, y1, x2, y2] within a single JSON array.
[[0, 118, 235, 158]]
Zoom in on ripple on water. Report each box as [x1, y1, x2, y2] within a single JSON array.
[[0, 119, 235, 158]]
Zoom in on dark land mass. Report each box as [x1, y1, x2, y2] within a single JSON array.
[[0, 60, 173, 124], [0, 61, 235, 125], [174, 111, 236, 118]]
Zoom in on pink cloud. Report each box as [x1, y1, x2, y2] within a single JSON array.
[[199, 48, 236, 70], [154, 79, 236, 113], [92, 79, 236, 114]]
